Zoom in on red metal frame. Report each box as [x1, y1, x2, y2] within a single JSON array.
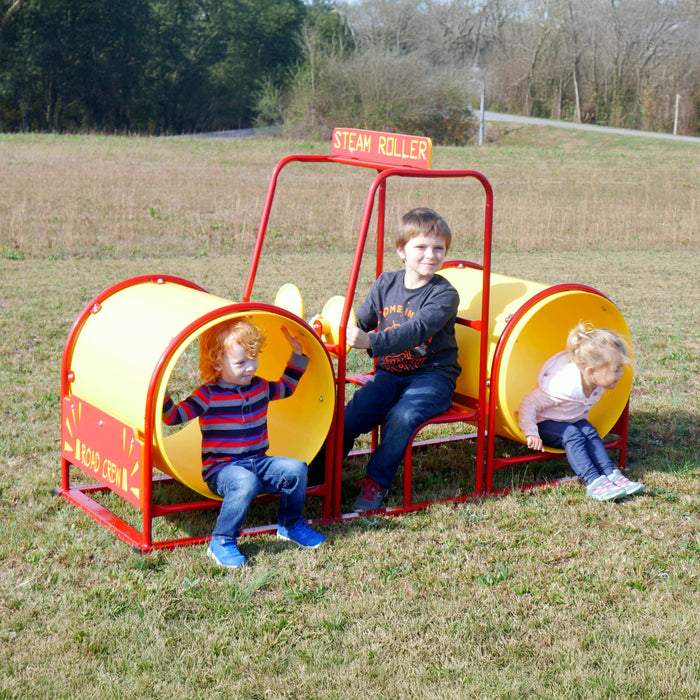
[[243, 155, 494, 518], [57, 275, 334, 550]]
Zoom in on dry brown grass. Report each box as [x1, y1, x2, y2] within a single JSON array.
[[1, 127, 697, 261]]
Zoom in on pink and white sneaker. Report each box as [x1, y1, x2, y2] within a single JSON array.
[[609, 469, 645, 496], [586, 475, 627, 501]]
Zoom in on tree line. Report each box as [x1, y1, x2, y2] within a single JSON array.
[[1, 0, 698, 139], [0, 0, 316, 133]]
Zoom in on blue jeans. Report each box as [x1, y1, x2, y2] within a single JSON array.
[[537, 419, 615, 486], [343, 369, 455, 489], [205, 454, 307, 539]]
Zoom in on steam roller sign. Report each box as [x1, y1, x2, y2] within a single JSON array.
[[61, 396, 143, 507], [332, 128, 432, 168]]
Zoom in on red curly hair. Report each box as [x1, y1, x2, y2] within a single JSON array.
[[198, 318, 265, 383]]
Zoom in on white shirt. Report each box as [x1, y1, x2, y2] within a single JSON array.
[[517, 351, 604, 437]]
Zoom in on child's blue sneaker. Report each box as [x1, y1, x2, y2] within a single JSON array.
[[207, 537, 248, 568], [609, 469, 645, 496], [277, 520, 325, 548]]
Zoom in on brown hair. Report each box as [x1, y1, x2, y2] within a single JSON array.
[[566, 321, 631, 371], [198, 318, 265, 383], [395, 207, 452, 252]]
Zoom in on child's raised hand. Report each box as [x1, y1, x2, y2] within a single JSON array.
[[281, 325, 303, 355]]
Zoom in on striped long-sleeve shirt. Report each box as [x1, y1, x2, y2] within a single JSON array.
[[163, 353, 309, 480]]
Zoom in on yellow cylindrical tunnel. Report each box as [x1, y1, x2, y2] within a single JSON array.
[[439, 266, 633, 443], [67, 277, 336, 499]]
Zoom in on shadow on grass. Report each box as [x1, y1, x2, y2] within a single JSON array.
[[336, 406, 699, 511], [63, 407, 697, 553], [626, 408, 699, 478]]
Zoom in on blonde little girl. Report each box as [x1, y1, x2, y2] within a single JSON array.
[[518, 322, 643, 501]]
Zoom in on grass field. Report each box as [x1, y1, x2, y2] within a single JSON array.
[[0, 127, 698, 698]]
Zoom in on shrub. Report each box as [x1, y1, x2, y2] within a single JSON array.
[[284, 47, 475, 145]]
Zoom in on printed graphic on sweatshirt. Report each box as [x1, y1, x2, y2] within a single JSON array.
[[378, 306, 433, 373]]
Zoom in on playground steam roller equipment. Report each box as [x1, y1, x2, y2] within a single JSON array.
[[58, 127, 632, 550]]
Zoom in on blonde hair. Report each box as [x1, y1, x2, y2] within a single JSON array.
[[566, 321, 630, 371], [198, 318, 265, 383], [395, 207, 452, 252]]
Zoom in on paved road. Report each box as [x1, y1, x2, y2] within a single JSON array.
[[174, 125, 282, 139], [484, 110, 700, 144], [183, 114, 699, 144]]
